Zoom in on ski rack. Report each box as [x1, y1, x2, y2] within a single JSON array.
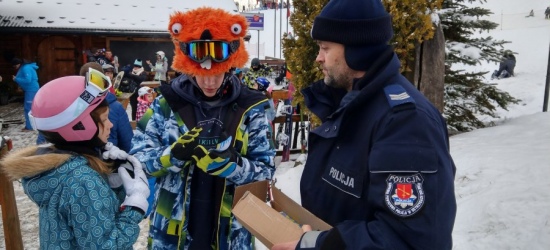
[[271, 90, 310, 157]]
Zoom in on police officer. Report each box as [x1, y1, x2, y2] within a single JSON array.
[[243, 58, 272, 88], [273, 0, 457, 249]]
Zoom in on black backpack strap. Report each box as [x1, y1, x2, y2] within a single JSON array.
[[158, 82, 197, 133], [222, 102, 246, 152]]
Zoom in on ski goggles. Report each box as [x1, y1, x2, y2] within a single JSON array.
[[28, 69, 111, 131], [180, 40, 239, 63], [85, 67, 112, 98]]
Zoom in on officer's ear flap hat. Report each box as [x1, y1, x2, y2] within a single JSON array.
[[311, 0, 394, 71]]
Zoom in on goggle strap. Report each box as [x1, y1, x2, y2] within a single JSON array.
[[229, 40, 239, 54], [29, 97, 91, 131]]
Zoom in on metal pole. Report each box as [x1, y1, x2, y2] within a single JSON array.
[[279, 1, 282, 58], [286, 0, 289, 33], [543, 41, 550, 112], [501, 10, 503, 30], [274, 2, 277, 58], [257, 11, 260, 58]]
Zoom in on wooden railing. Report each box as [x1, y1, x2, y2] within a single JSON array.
[[0, 137, 24, 250]]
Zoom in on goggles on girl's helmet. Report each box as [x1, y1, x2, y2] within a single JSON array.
[[28, 68, 111, 141]]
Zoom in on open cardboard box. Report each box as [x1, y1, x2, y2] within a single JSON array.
[[232, 180, 332, 249]]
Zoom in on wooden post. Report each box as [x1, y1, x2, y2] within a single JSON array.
[[417, 23, 446, 112], [0, 137, 24, 250]]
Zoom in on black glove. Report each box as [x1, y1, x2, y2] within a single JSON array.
[[171, 127, 202, 161], [191, 136, 240, 177]]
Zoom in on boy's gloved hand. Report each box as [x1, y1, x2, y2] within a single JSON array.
[[119, 157, 150, 214], [171, 127, 202, 161], [192, 136, 240, 178]]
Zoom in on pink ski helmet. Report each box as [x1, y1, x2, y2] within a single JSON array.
[[29, 68, 112, 142]]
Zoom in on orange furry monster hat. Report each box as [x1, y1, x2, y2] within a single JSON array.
[[169, 7, 249, 76]]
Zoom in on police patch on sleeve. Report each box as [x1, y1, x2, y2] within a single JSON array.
[[384, 174, 425, 217]]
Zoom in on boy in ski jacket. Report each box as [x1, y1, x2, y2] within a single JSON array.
[[130, 7, 275, 249]]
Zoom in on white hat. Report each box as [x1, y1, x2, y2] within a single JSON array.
[[102, 64, 114, 72], [138, 86, 152, 97], [156, 51, 165, 58]]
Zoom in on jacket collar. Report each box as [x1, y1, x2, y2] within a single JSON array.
[[303, 47, 399, 121], [0, 145, 72, 180]]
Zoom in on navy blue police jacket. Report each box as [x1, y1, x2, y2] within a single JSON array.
[[298, 50, 457, 249]]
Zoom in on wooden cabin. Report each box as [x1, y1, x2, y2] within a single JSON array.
[[0, 0, 240, 86]]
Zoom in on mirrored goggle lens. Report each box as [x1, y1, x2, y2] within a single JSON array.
[[86, 68, 112, 94], [185, 41, 231, 62]]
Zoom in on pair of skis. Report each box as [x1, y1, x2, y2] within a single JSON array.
[[274, 82, 309, 162], [275, 102, 309, 161]]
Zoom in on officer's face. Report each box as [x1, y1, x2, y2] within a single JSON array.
[[315, 41, 354, 91]]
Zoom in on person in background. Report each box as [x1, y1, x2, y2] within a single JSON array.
[[146, 51, 169, 85], [104, 50, 119, 73], [102, 64, 116, 94], [36, 62, 133, 152], [135, 85, 157, 216], [275, 63, 288, 85], [242, 57, 273, 88], [12, 57, 40, 132], [234, 67, 244, 84], [136, 86, 154, 122], [130, 6, 275, 249], [545, 7, 550, 19], [252, 77, 276, 122], [0, 72, 149, 249], [491, 50, 516, 80], [273, 0, 457, 249], [125, 59, 147, 121], [87, 48, 108, 65]]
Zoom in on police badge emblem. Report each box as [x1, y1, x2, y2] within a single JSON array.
[[384, 173, 425, 217]]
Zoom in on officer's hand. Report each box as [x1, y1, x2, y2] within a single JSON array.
[[271, 225, 312, 250], [192, 136, 239, 178], [171, 127, 202, 161]]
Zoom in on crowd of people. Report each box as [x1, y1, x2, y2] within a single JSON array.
[[84, 49, 171, 121], [0, 1, 459, 249]]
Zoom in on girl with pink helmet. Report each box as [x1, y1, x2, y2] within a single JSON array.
[[0, 69, 149, 249]]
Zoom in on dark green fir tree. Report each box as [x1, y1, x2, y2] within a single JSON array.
[[440, 0, 520, 133], [282, 0, 441, 125]]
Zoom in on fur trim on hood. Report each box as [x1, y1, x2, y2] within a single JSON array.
[[0, 146, 71, 180]]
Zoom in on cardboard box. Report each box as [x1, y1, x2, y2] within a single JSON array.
[[233, 181, 332, 249]]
